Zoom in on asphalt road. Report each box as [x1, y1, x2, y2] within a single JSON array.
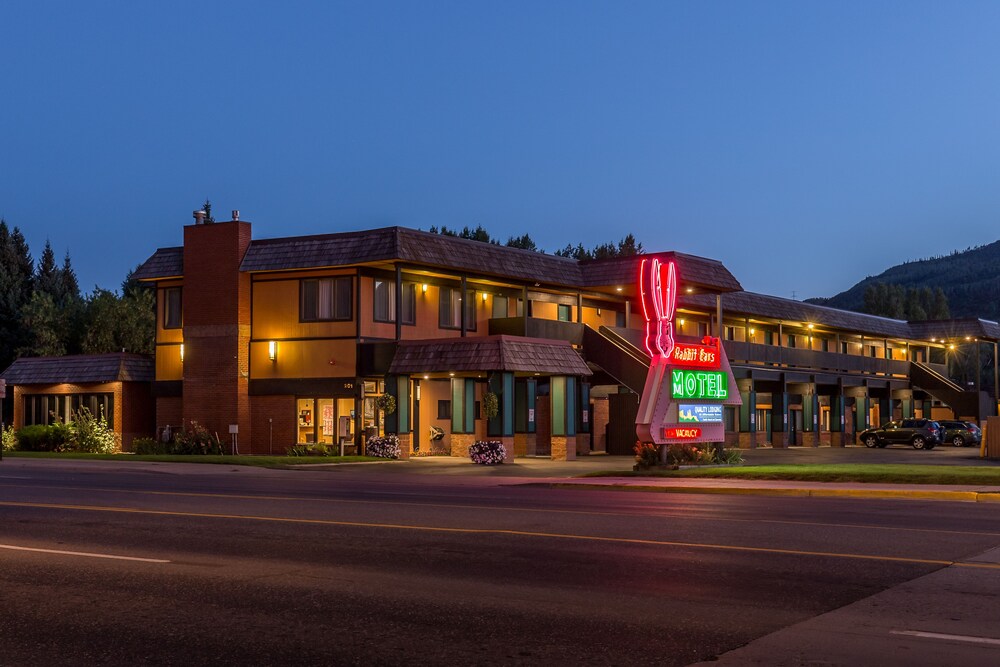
[[1, 458, 999, 666]]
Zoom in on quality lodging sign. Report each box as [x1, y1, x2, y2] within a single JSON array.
[[634, 258, 741, 445]]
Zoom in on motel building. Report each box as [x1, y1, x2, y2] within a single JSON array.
[[84, 212, 999, 458]]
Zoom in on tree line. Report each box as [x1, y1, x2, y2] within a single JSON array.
[[426, 224, 643, 259], [861, 282, 950, 320], [0, 218, 154, 372]]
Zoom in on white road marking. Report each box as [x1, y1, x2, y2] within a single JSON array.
[[0, 543, 170, 563], [891, 630, 1000, 646]]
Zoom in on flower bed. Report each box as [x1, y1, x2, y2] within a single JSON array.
[[366, 434, 401, 459], [469, 439, 505, 465]]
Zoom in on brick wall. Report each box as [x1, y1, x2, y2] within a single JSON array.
[[591, 397, 609, 452], [250, 395, 295, 455], [182, 221, 252, 445], [121, 382, 154, 451]]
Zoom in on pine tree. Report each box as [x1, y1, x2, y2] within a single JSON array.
[[0, 220, 35, 368]]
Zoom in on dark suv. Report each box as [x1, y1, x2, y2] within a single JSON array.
[[858, 419, 941, 450], [938, 420, 982, 448]]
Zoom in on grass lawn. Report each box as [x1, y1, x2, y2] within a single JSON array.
[[584, 463, 1000, 485], [1, 451, 384, 468]]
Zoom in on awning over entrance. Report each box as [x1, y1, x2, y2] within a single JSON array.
[[387, 335, 592, 376]]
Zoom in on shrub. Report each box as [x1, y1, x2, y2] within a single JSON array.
[[469, 439, 505, 465], [172, 422, 224, 455], [633, 442, 660, 469], [70, 408, 118, 453], [16, 424, 64, 452], [367, 434, 401, 459], [1, 424, 17, 451], [133, 437, 167, 455], [285, 443, 334, 456]]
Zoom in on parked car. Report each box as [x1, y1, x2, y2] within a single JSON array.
[[937, 420, 982, 447], [858, 419, 941, 450]]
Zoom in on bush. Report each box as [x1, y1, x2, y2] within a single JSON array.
[[16, 424, 66, 451], [133, 437, 167, 455], [2, 424, 17, 451], [367, 434, 401, 459], [172, 422, 224, 455], [285, 443, 331, 456], [633, 442, 660, 469], [71, 408, 118, 453], [469, 439, 505, 465]]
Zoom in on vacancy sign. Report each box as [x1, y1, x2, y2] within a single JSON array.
[[634, 258, 741, 445]]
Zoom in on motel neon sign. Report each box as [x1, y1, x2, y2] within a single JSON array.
[[635, 258, 741, 445]]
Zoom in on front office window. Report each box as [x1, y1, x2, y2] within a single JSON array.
[[301, 277, 353, 321]]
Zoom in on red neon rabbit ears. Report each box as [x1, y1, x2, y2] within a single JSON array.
[[639, 258, 677, 324]]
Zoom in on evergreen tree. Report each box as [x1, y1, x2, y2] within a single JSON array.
[[202, 199, 216, 223], [0, 220, 35, 368], [17, 291, 65, 357], [930, 288, 950, 319], [505, 234, 538, 251], [35, 240, 60, 298]]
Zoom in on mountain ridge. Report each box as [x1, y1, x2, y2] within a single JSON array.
[[805, 240, 1000, 321]]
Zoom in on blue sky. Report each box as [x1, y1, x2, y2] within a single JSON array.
[[3, 1, 1000, 299]]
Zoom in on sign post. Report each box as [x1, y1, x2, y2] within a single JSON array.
[[634, 259, 741, 458]]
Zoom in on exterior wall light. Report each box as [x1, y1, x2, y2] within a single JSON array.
[[482, 292, 488, 301], [807, 323, 814, 330], [179, 344, 184, 363], [422, 283, 428, 293], [268, 341, 277, 361]]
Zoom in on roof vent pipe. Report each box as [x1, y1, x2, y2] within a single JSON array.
[[193, 210, 207, 225], [231, 210, 240, 221]]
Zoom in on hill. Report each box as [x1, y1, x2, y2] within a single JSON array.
[[807, 241, 1000, 321]]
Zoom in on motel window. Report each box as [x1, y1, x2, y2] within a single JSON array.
[[557, 304, 572, 322], [164, 287, 182, 329], [23, 393, 113, 427], [439, 287, 477, 331], [373, 280, 416, 325], [437, 400, 451, 420], [698, 322, 709, 337], [616, 310, 626, 327], [492, 295, 509, 319], [301, 277, 352, 322], [786, 334, 797, 348]]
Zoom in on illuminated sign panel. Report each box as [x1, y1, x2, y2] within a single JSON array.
[[670, 339, 721, 369], [664, 426, 701, 439], [671, 370, 727, 400], [678, 404, 724, 423]]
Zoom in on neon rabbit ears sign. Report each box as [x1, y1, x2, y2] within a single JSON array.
[[639, 257, 676, 359], [634, 259, 741, 445]]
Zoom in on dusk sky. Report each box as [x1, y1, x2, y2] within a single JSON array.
[[3, 1, 1000, 300]]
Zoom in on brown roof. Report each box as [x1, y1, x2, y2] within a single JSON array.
[[0, 354, 155, 385], [134, 226, 742, 293], [131, 247, 183, 280], [681, 292, 1000, 342], [388, 335, 593, 375]]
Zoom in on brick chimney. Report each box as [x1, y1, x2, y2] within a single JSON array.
[[181, 218, 252, 448]]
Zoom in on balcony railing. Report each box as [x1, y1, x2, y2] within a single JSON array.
[[488, 317, 583, 345], [722, 340, 943, 377]]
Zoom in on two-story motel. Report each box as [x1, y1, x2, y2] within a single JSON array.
[[116, 212, 1000, 459]]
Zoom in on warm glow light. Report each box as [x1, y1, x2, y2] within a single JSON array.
[[268, 340, 277, 361], [807, 323, 814, 330], [616, 286, 623, 292], [638, 258, 677, 359], [965, 336, 972, 341], [678, 318, 685, 326], [179, 344, 184, 362], [685, 287, 693, 293], [949, 344, 956, 350], [423, 374, 429, 380], [749, 328, 755, 336], [482, 292, 488, 301], [449, 372, 455, 377], [421, 283, 428, 293]]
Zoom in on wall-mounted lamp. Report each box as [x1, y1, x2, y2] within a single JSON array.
[[268, 341, 277, 361], [749, 328, 755, 336], [596, 308, 602, 316], [807, 323, 814, 330], [179, 344, 184, 363], [482, 292, 488, 302], [678, 318, 685, 326], [421, 283, 428, 293]]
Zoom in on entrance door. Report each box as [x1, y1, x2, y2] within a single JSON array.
[[607, 392, 639, 455]]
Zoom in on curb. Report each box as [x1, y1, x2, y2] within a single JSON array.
[[543, 483, 1000, 502]]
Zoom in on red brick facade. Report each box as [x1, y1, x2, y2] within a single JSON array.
[[180, 221, 252, 447]]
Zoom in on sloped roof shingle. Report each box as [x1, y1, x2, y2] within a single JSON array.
[[0, 354, 155, 385], [388, 335, 592, 375]]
